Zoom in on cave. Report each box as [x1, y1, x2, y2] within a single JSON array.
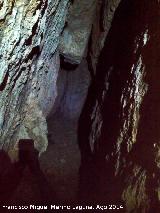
[[0, 0, 160, 212]]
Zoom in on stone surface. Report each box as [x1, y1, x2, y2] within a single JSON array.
[[88, 0, 121, 74], [0, 0, 69, 155], [40, 112, 81, 204], [79, 0, 160, 212], [59, 0, 96, 64], [52, 58, 90, 120]]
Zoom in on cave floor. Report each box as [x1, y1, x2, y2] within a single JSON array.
[[8, 112, 81, 205], [40, 112, 81, 204]]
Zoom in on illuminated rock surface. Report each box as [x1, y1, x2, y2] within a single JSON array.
[[0, 0, 69, 155]]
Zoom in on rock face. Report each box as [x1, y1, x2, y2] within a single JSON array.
[[52, 57, 90, 120], [59, 0, 96, 64], [0, 0, 120, 155], [54, 0, 121, 119], [0, 0, 69, 156], [79, 0, 160, 212], [88, 0, 121, 74]]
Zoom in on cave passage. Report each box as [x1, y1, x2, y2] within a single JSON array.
[[40, 56, 90, 204], [0, 57, 90, 205], [1, 0, 160, 211]]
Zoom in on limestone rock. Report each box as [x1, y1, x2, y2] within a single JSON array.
[[59, 0, 97, 64], [0, 0, 69, 154]]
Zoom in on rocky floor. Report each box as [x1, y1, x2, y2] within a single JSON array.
[[40, 112, 81, 204], [1, 112, 81, 206]]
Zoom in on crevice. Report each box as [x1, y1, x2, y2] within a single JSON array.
[[24, 21, 39, 46], [60, 54, 79, 71], [0, 71, 9, 91]]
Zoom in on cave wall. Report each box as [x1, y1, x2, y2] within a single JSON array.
[[79, 0, 160, 212], [59, 0, 97, 64], [52, 0, 121, 120], [52, 58, 90, 120], [0, 0, 120, 157], [0, 0, 70, 158], [89, 0, 121, 74]]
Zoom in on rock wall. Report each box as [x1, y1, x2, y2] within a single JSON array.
[[0, 0, 106, 157], [88, 0, 121, 74], [59, 0, 96, 64], [52, 58, 90, 120], [0, 0, 69, 157], [79, 0, 160, 212], [53, 0, 121, 120]]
